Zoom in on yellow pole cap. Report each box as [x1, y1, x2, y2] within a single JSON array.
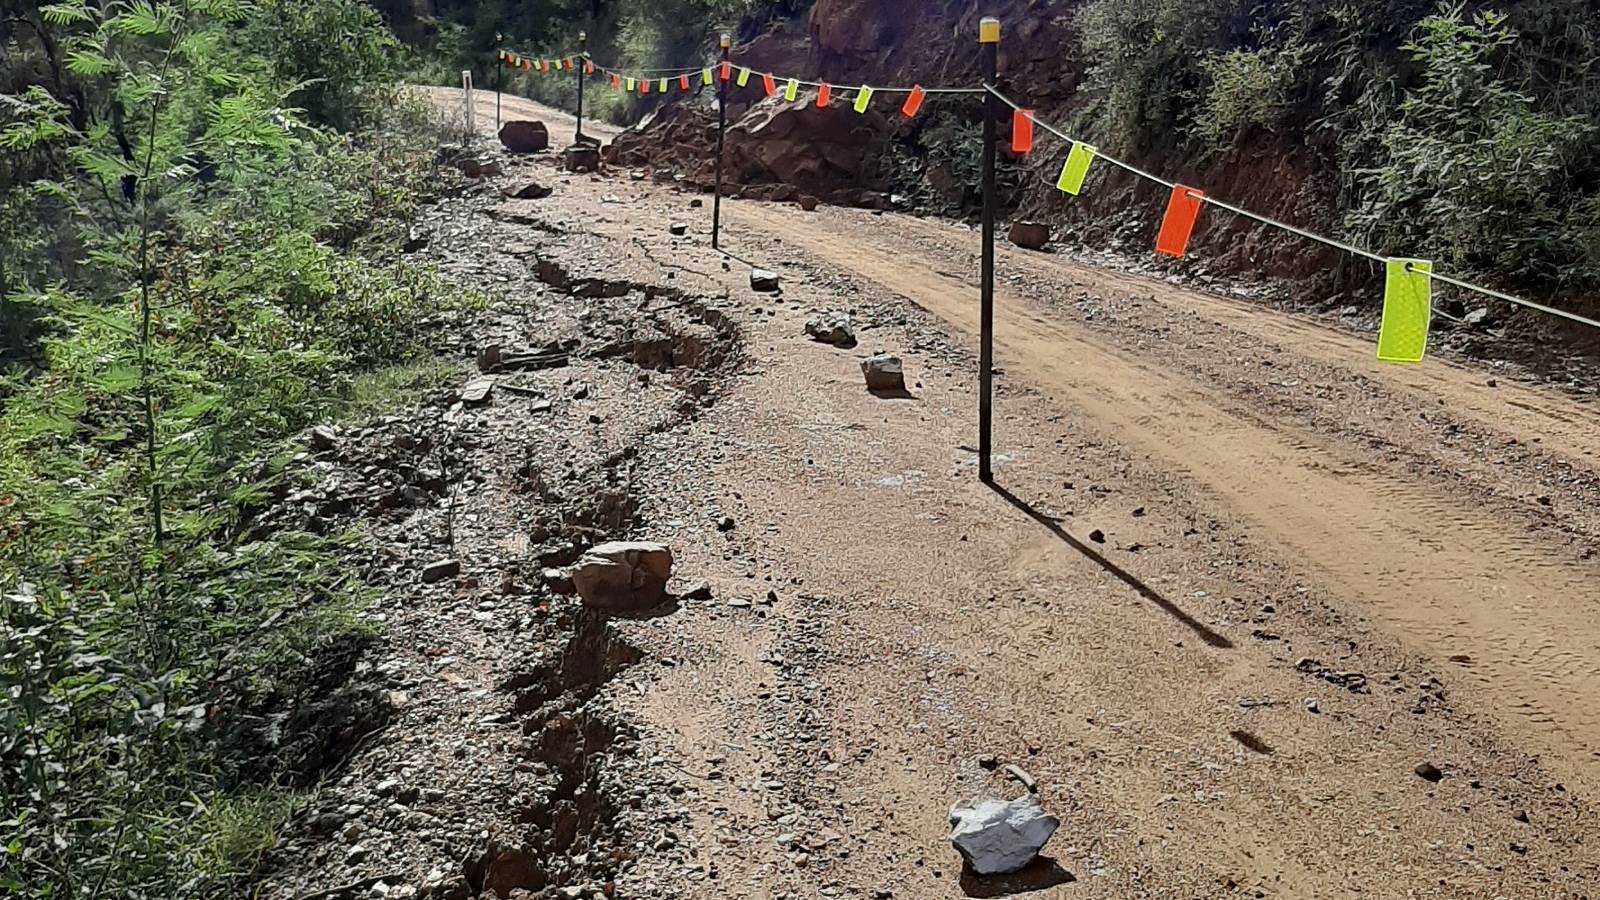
[[719, 33, 732, 48], [979, 17, 1001, 43]]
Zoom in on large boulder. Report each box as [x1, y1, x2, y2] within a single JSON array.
[[498, 120, 549, 153], [949, 794, 1060, 875], [570, 541, 673, 613]]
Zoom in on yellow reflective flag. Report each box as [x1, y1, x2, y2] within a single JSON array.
[[701, 68, 713, 86], [1056, 142, 1096, 196], [737, 67, 752, 87], [1377, 259, 1433, 364], [625, 77, 635, 91], [659, 77, 668, 92], [853, 86, 873, 113], [784, 78, 799, 102]]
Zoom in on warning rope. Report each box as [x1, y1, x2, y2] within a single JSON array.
[[492, 44, 1600, 357]]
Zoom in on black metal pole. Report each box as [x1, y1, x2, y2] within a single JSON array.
[[575, 30, 587, 144], [978, 17, 999, 484], [495, 33, 503, 132], [712, 33, 730, 250]]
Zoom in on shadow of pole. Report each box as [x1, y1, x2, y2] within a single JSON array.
[[988, 482, 1235, 650]]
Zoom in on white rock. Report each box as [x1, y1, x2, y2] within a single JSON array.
[[948, 794, 1059, 875]]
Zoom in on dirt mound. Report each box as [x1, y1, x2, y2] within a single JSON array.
[[605, 92, 893, 207]]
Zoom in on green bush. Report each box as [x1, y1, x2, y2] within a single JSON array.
[[0, 2, 477, 897]]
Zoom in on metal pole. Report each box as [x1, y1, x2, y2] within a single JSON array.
[[978, 17, 999, 484], [462, 70, 475, 138], [712, 32, 731, 250], [575, 30, 587, 144], [495, 32, 503, 132]]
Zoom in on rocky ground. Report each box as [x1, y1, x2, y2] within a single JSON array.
[[253, 93, 1600, 900]]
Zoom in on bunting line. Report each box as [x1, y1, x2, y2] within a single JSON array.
[[495, 43, 1600, 343], [498, 46, 985, 97], [983, 85, 1600, 338]]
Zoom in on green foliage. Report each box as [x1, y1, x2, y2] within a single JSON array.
[[0, 1, 473, 897], [1344, 7, 1595, 280], [1192, 43, 1304, 144], [1074, 0, 1600, 292]]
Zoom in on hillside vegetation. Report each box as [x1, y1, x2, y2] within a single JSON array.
[[1, 1, 475, 896]]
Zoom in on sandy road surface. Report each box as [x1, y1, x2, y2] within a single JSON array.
[[727, 201, 1600, 791], [429, 89, 1600, 896]]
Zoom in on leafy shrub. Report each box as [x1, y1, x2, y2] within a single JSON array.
[[0, 2, 476, 897]]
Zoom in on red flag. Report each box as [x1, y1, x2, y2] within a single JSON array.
[[522, 59, 531, 71], [679, 73, 690, 90], [640, 78, 648, 94], [817, 83, 831, 106], [763, 73, 776, 97], [611, 72, 620, 88], [902, 85, 926, 118], [1155, 185, 1206, 257], [1011, 109, 1034, 154], [584, 60, 594, 75], [719, 61, 732, 81]]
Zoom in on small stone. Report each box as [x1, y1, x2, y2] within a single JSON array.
[[798, 195, 819, 211], [690, 198, 704, 208], [1513, 809, 1529, 823], [716, 515, 736, 531], [1007, 221, 1051, 251], [861, 354, 905, 393], [563, 144, 601, 173], [1088, 529, 1106, 544], [750, 269, 781, 292], [309, 425, 338, 452], [948, 794, 1059, 875], [460, 377, 495, 405], [670, 222, 688, 236], [805, 311, 857, 348], [1415, 762, 1444, 783], [502, 179, 552, 200], [541, 567, 576, 595], [422, 559, 461, 584], [346, 843, 369, 864]]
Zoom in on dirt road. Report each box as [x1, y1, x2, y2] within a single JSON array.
[[398, 90, 1600, 897]]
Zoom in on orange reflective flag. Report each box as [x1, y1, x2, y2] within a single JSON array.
[[611, 72, 620, 88], [762, 73, 776, 97], [902, 85, 926, 118], [679, 74, 690, 90], [1155, 185, 1205, 257], [1011, 109, 1034, 154], [584, 60, 594, 75], [817, 83, 831, 106], [719, 61, 732, 81]]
